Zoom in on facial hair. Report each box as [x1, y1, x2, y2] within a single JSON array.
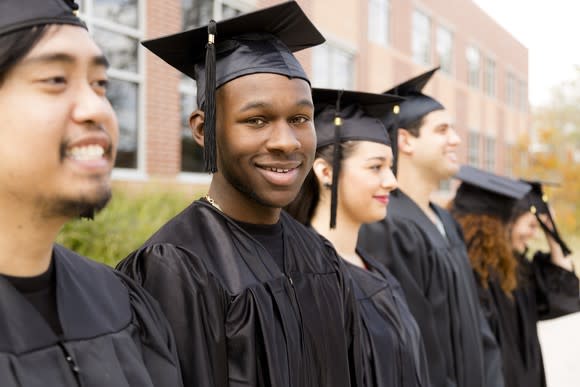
[[39, 186, 112, 220]]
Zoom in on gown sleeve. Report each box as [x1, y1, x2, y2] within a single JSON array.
[[117, 244, 229, 387], [359, 219, 455, 387], [531, 251, 580, 320], [114, 271, 184, 387]]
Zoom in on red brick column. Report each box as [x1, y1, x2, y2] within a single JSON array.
[[145, 0, 182, 177]]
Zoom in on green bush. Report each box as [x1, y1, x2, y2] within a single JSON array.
[[57, 189, 197, 267]]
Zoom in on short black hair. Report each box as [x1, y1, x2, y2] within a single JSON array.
[[402, 115, 425, 138], [0, 25, 51, 86]]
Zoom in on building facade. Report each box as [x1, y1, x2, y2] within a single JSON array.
[[78, 0, 530, 190]]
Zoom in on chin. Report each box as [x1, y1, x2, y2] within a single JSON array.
[[252, 189, 299, 210]]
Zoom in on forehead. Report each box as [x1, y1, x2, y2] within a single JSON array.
[[21, 24, 104, 65], [218, 73, 312, 104], [348, 140, 392, 159]]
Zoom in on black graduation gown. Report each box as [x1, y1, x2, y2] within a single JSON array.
[[478, 251, 580, 387], [358, 190, 503, 387], [0, 244, 182, 387], [116, 200, 361, 387], [348, 248, 431, 387]]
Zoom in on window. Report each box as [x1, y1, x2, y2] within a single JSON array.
[[79, 0, 143, 170], [312, 44, 356, 89], [368, 0, 390, 46], [436, 26, 453, 74], [484, 57, 496, 97], [519, 80, 528, 111], [180, 0, 246, 173], [412, 10, 431, 66], [506, 72, 517, 107], [504, 143, 514, 176], [466, 46, 480, 88], [468, 130, 480, 167], [484, 135, 496, 172]]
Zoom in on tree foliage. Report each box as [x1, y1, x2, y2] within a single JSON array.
[[515, 67, 580, 237]]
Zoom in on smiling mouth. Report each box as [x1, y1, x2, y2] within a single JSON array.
[[261, 166, 295, 173], [66, 144, 107, 161]]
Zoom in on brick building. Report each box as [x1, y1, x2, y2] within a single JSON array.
[[78, 0, 530, 191]]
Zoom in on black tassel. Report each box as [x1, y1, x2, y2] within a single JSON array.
[[534, 209, 573, 256], [63, 0, 79, 12], [390, 104, 400, 177], [330, 90, 344, 229], [203, 20, 218, 173]]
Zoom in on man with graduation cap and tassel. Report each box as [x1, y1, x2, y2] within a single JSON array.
[[117, 2, 362, 387], [0, 1, 182, 386], [357, 67, 504, 387]]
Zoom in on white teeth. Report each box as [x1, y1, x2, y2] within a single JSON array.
[[265, 167, 291, 173], [67, 145, 105, 161]]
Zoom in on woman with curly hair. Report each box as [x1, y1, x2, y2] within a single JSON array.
[[450, 166, 579, 387], [286, 88, 431, 387]]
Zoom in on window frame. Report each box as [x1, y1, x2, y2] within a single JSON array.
[[80, 0, 147, 178]]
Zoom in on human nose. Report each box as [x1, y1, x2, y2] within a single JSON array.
[[266, 120, 301, 154], [448, 128, 461, 145], [381, 168, 398, 192], [71, 81, 118, 135]]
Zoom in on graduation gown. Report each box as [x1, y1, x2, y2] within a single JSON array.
[[478, 251, 580, 387], [358, 191, 503, 387], [117, 200, 361, 387], [0, 244, 182, 387], [349, 248, 431, 387]]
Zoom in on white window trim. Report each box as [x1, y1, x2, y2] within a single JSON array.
[[81, 0, 147, 177], [435, 24, 454, 75], [368, 0, 391, 47]]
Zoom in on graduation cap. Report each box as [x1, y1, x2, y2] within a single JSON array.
[[452, 165, 532, 223], [518, 180, 572, 256], [312, 88, 403, 228], [141, 1, 325, 173], [382, 67, 444, 175], [0, 0, 85, 36]]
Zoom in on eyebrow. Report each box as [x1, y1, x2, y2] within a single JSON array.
[[366, 156, 387, 162], [238, 98, 314, 113], [21, 53, 110, 69]]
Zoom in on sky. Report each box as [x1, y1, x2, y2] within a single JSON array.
[[473, 0, 580, 107]]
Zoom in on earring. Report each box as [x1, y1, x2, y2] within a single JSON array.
[[323, 182, 332, 189]]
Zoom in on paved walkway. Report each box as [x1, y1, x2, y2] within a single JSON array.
[[538, 311, 580, 387]]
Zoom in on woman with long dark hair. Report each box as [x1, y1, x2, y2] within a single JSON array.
[[450, 166, 579, 387], [286, 88, 430, 387]]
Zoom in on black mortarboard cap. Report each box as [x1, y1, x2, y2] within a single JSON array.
[[0, 0, 85, 36], [382, 67, 444, 175], [312, 88, 403, 228], [453, 165, 532, 223], [519, 180, 572, 256], [141, 1, 325, 173]]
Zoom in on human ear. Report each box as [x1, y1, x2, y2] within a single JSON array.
[[398, 128, 414, 155], [190, 110, 205, 147], [312, 158, 333, 189]]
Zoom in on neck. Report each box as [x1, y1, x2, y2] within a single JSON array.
[[208, 175, 281, 225], [0, 199, 64, 276], [310, 201, 365, 268], [396, 158, 439, 215]]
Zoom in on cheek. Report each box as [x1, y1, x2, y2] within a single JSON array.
[[297, 126, 316, 154]]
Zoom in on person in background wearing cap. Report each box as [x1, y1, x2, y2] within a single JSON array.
[[452, 173, 580, 387], [286, 88, 431, 387], [0, 1, 182, 386], [357, 68, 503, 387], [117, 3, 362, 387]]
